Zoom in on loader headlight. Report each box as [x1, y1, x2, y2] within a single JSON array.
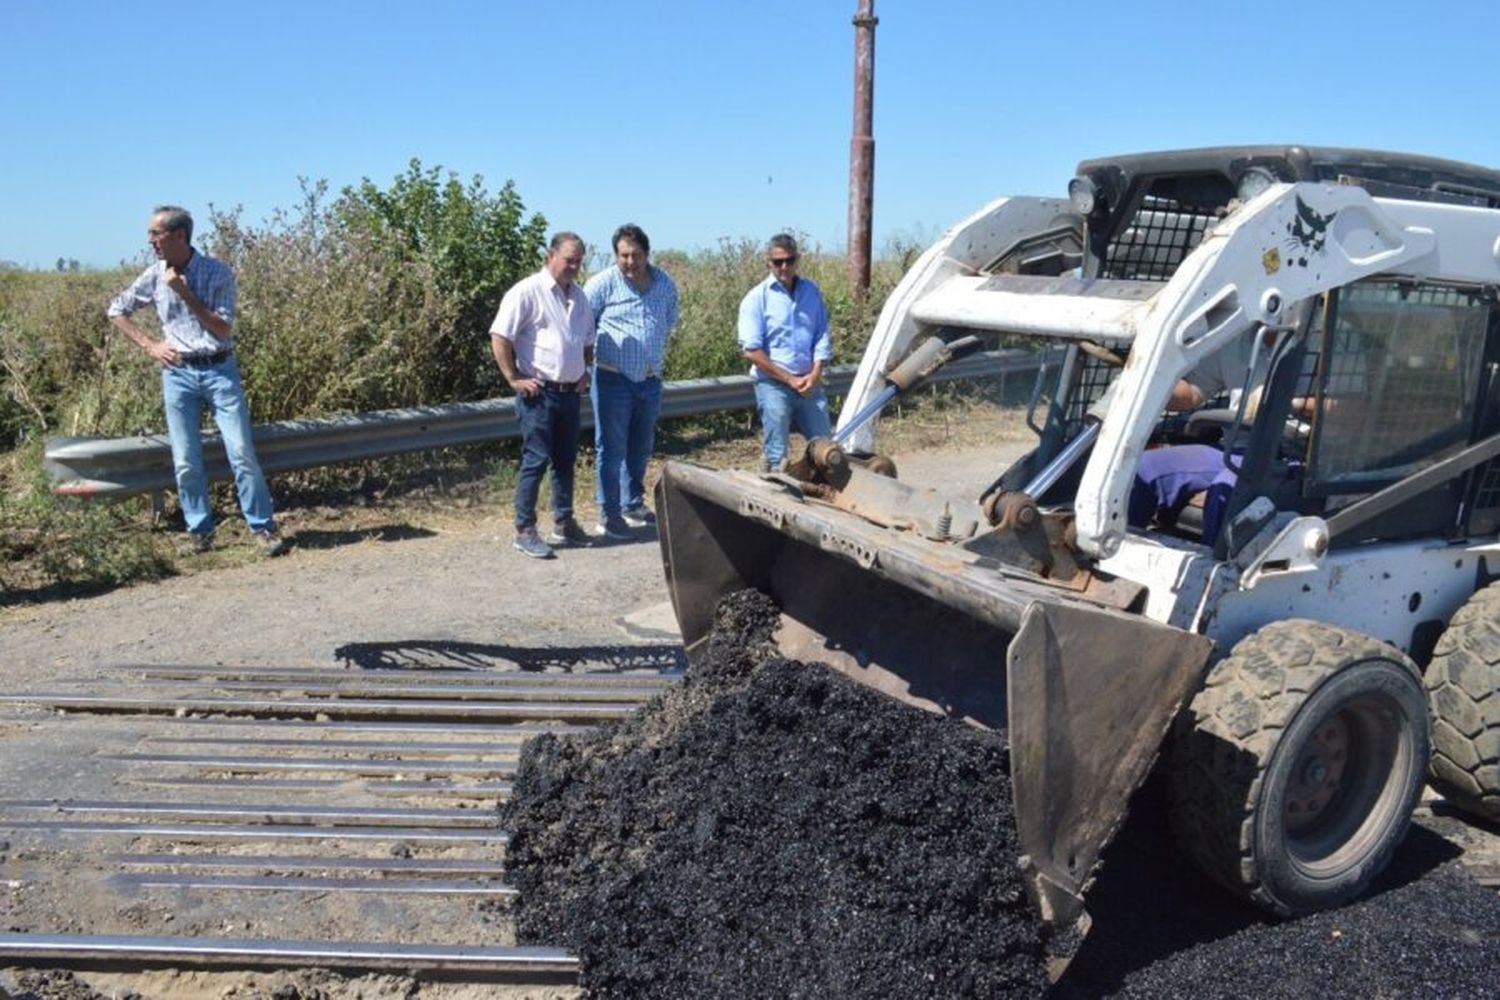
[[1237, 167, 1276, 202], [1068, 176, 1098, 215]]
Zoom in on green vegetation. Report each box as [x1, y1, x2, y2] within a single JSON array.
[[0, 162, 915, 602]]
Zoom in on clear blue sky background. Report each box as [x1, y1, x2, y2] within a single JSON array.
[[3, 0, 1497, 270]]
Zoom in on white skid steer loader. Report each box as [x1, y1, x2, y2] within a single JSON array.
[[655, 146, 1500, 944]]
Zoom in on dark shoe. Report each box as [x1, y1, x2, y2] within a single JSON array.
[[621, 506, 656, 528], [545, 517, 591, 547], [591, 516, 632, 540], [179, 531, 214, 555], [253, 528, 288, 558], [513, 528, 554, 560]]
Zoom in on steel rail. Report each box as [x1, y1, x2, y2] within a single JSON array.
[[145, 736, 528, 754], [100, 751, 519, 776], [98, 679, 668, 702], [109, 852, 509, 876], [43, 350, 1041, 498], [0, 692, 640, 721], [107, 664, 681, 686], [0, 820, 505, 843], [0, 799, 496, 828], [106, 872, 515, 896], [126, 776, 512, 797], [0, 934, 577, 979]]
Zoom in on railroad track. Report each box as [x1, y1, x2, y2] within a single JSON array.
[[0, 662, 680, 994]]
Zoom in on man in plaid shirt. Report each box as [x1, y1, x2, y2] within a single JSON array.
[[108, 205, 285, 556]]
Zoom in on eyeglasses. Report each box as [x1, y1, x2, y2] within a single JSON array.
[[768, 256, 799, 268]]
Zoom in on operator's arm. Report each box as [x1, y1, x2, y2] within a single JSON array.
[[490, 288, 542, 399]]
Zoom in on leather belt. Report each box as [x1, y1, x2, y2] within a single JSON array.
[[180, 349, 232, 367]]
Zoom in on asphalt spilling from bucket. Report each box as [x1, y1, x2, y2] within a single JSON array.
[[504, 588, 1500, 999], [501, 588, 1051, 999]]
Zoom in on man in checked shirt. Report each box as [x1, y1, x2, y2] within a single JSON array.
[[107, 205, 285, 557], [583, 224, 680, 540]]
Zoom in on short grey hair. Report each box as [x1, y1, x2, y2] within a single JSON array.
[[152, 205, 193, 242], [767, 233, 799, 256]]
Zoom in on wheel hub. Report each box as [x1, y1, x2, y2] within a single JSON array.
[[1285, 713, 1350, 832]]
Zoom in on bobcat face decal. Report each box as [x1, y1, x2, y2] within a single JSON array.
[[1284, 195, 1335, 267]]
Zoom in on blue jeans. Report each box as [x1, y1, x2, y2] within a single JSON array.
[[591, 368, 662, 518], [753, 380, 832, 468], [161, 356, 275, 536], [514, 385, 582, 531]]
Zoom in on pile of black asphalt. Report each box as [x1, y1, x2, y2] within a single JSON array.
[[500, 588, 1052, 999]]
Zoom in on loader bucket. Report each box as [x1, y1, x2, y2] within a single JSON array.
[[655, 460, 1213, 932]]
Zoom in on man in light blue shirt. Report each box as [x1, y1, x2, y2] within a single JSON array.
[[107, 205, 284, 557], [584, 224, 679, 539], [737, 233, 833, 470]]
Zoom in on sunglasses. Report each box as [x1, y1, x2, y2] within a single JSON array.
[[768, 255, 800, 268]]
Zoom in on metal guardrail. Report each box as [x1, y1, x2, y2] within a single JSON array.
[[43, 350, 1045, 500]]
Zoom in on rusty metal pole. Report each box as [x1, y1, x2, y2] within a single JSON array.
[[848, 0, 877, 301]]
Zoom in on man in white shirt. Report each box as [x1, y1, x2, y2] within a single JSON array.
[[490, 232, 596, 559]]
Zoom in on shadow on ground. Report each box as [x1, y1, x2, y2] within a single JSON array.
[[288, 523, 437, 550], [333, 639, 685, 674]]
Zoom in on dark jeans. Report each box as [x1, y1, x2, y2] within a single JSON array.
[[514, 386, 581, 531], [591, 368, 663, 518]]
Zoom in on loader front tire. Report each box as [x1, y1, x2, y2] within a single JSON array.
[[1424, 582, 1500, 820], [1170, 620, 1429, 916]]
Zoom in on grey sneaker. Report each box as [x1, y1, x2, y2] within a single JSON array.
[[545, 517, 591, 547], [513, 528, 554, 559], [254, 528, 288, 558], [591, 516, 632, 540], [621, 506, 656, 528]]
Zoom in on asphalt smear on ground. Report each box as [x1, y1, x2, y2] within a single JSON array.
[[1056, 784, 1500, 999], [504, 588, 1500, 999], [501, 588, 1051, 999]]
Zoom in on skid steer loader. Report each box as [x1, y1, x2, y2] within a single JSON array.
[[655, 146, 1500, 941]]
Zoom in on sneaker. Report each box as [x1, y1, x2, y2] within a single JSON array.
[[513, 528, 554, 560], [621, 506, 656, 528], [545, 517, 591, 547], [179, 531, 214, 555], [254, 528, 288, 558], [591, 516, 632, 540]]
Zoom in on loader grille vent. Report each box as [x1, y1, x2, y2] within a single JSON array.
[[1100, 194, 1216, 281], [1470, 462, 1500, 518]]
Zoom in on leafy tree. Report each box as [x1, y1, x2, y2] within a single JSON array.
[[336, 159, 549, 398]]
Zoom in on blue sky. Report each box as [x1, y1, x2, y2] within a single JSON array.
[[3, 0, 1497, 269]]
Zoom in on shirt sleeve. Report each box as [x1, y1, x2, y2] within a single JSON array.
[[664, 273, 680, 330], [489, 285, 529, 341], [811, 286, 833, 362], [201, 260, 237, 324], [106, 268, 156, 318], [737, 287, 765, 351], [579, 288, 597, 346], [584, 272, 607, 323]]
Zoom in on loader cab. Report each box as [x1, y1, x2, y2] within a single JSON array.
[[1006, 147, 1500, 558]]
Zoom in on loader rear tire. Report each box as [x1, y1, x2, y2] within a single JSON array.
[[1170, 620, 1429, 916], [1424, 582, 1500, 820]]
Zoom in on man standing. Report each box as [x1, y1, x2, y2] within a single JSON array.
[[584, 224, 679, 539], [490, 232, 596, 559], [737, 233, 833, 471], [107, 205, 285, 556]]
